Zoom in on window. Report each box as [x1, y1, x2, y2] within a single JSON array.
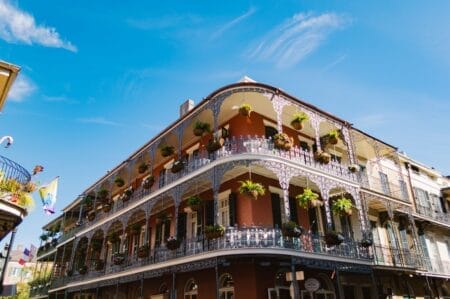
[[159, 169, 166, 188], [219, 192, 230, 227], [399, 180, 408, 200], [379, 172, 391, 195], [184, 278, 198, 299], [219, 273, 234, 299], [187, 212, 198, 239]]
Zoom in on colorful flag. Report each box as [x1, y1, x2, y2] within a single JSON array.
[[18, 258, 26, 266], [23, 248, 30, 257], [39, 177, 59, 215]]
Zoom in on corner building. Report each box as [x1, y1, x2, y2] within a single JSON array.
[[32, 79, 450, 299]]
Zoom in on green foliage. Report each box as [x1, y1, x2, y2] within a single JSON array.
[[296, 188, 319, 209], [187, 195, 202, 206], [239, 180, 265, 199], [331, 197, 353, 216], [328, 129, 339, 139], [239, 103, 251, 111], [193, 120, 211, 132], [160, 145, 175, 157], [114, 177, 125, 187], [291, 112, 308, 123]]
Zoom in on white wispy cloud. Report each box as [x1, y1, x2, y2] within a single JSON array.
[[8, 75, 36, 102], [250, 12, 349, 68], [0, 0, 76, 52], [77, 117, 123, 126], [210, 7, 256, 40], [322, 54, 347, 72]]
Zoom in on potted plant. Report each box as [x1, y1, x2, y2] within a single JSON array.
[[205, 225, 225, 240], [324, 231, 345, 246], [239, 103, 252, 117], [39, 233, 49, 242], [348, 164, 360, 173], [94, 259, 104, 271], [314, 150, 331, 164], [296, 188, 322, 209], [186, 195, 202, 211], [361, 238, 373, 248], [102, 201, 112, 213], [273, 133, 294, 151], [239, 180, 265, 200], [114, 177, 125, 187], [112, 252, 125, 265], [97, 189, 109, 202], [121, 188, 134, 202], [193, 121, 211, 136], [23, 181, 37, 193], [166, 236, 181, 250], [171, 160, 184, 173], [160, 145, 175, 157], [130, 223, 142, 235], [138, 162, 149, 174], [82, 193, 94, 211], [290, 112, 309, 130], [137, 244, 150, 258], [331, 197, 354, 216], [282, 221, 303, 238], [78, 265, 88, 275], [51, 238, 58, 247], [206, 138, 224, 153], [142, 176, 155, 189], [327, 129, 340, 145]]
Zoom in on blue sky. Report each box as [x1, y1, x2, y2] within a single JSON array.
[[0, 0, 449, 248]]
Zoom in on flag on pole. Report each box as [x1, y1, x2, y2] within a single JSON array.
[[39, 177, 59, 215], [18, 258, 26, 266]]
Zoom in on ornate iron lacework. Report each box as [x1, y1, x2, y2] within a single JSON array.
[[292, 257, 372, 273]]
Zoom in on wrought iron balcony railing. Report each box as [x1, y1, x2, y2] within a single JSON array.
[[415, 205, 450, 225], [423, 258, 450, 275], [372, 244, 422, 269], [0, 154, 31, 185], [359, 173, 409, 202], [51, 227, 372, 288], [68, 136, 358, 234]]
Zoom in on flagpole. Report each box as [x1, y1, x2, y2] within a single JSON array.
[[0, 228, 17, 293]]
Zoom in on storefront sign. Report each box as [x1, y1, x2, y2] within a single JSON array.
[[304, 278, 320, 292]]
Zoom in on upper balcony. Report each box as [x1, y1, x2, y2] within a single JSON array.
[[0, 154, 32, 240]]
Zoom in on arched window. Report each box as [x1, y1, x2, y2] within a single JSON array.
[[184, 278, 198, 299], [219, 273, 234, 299]]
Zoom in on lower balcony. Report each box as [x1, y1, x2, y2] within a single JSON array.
[[51, 227, 372, 289], [372, 244, 422, 269]]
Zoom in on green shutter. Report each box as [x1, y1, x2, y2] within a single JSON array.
[[271, 193, 282, 228], [229, 193, 237, 226]]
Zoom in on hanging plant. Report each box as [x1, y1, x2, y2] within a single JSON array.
[[331, 197, 354, 216], [171, 160, 184, 173], [166, 236, 181, 250], [121, 188, 134, 202], [193, 120, 211, 136], [114, 177, 125, 187], [23, 181, 37, 193], [206, 138, 224, 153], [39, 233, 49, 242], [282, 221, 303, 238], [138, 244, 150, 258], [324, 231, 345, 246], [238, 103, 252, 117], [142, 176, 155, 189], [97, 189, 109, 202], [239, 180, 265, 200], [273, 133, 294, 151], [51, 238, 58, 247], [205, 225, 225, 240], [296, 188, 322, 209], [314, 150, 331, 164], [83, 192, 95, 210], [186, 195, 202, 211], [290, 112, 309, 130], [138, 162, 149, 174], [361, 238, 373, 248], [160, 145, 175, 157], [348, 164, 360, 173], [327, 129, 340, 145]]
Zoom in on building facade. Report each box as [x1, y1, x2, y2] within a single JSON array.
[[32, 80, 450, 299]]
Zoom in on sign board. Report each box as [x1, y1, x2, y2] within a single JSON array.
[[304, 278, 320, 292], [285, 271, 304, 281]]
